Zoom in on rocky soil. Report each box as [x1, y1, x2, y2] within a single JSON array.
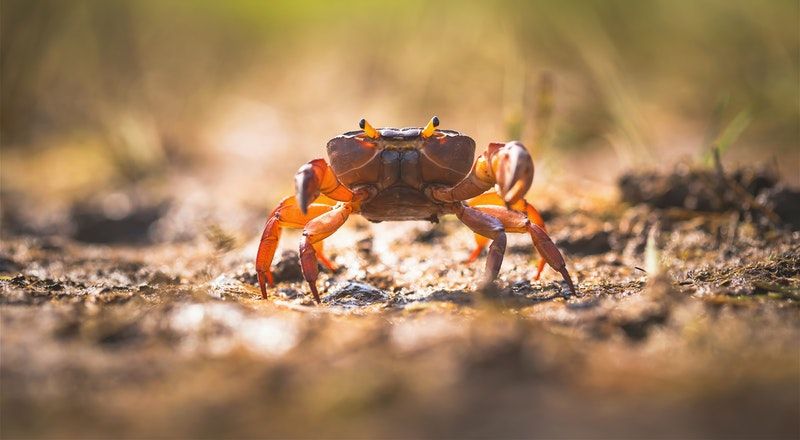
[[2, 165, 799, 438]]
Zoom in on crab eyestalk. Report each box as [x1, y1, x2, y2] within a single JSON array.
[[491, 141, 534, 204], [359, 118, 379, 138], [421, 115, 440, 138]]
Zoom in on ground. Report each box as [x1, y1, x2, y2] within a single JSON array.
[[1, 166, 799, 439]]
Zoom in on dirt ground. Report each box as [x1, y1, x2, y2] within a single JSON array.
[[1, 165, 799, 439]]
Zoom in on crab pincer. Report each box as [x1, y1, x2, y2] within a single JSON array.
[[294, 159, 355, 214], [490, 141, 534, 205], [294, 163, 322, 215]]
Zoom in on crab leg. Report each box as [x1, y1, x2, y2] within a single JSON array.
[[295, 158, 358, 214], [455, 204, 508, 286], [469, 204, 576, 296], [466, 191, 548, 279], [255, 196, 337, 298], [429, 141, 534, 205], [299, 202, 353, 303]]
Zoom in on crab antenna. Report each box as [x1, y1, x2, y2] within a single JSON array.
[[421, 115, 440, 138], [359, 118, 379, 138]]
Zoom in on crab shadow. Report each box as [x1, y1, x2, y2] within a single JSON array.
[[319, 279, 571, 310]]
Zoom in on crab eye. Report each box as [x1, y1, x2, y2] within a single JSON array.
[[359, 118, 379, 138], [421, 115, 440, 138]]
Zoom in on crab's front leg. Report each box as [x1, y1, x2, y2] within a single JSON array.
[[454, 204, 508, 287], [471, 204, 576, 296], [299, 203, 353, 303], [430, 142, 576, 295], [255, 196, 337, 298], [428, 141, 534, 204], [466, 191, 548, 279]]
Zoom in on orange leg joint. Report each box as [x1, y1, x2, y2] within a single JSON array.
[[255, 196, 336, 299]]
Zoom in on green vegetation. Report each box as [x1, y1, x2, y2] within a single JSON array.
[[3, 1, 797, 161]]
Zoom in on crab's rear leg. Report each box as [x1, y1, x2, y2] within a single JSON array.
[[466, 191, 548, 279], [298, 203, 353, 303], [255, 196, 336, 298], [471, 204, 576, 296]]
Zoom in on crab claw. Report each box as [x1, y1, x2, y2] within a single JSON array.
[[294, 162, 322, 215], [492, 141, 534, 205]]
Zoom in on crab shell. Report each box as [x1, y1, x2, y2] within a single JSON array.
[[325, 127, 476, 222]]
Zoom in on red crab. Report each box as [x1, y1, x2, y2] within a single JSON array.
[[256, 117, 576, 302]]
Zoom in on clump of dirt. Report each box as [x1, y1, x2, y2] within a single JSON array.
[[1, 164, 799, 439], [758, 185, 800, 229], [619, 162, 800, 229], [619, 164, 776, 210]]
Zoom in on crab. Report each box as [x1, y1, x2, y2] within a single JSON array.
[[256, 116, 576, 303]]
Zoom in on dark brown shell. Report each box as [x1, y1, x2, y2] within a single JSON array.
[[326, 128, 475, 189]]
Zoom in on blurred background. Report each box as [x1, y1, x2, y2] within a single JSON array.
[[3, 2, 799, 438], [2, 0, 798, 243]]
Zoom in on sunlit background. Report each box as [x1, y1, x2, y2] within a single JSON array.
[[2, 0, 798, 243], [2, 2, 799, 438]]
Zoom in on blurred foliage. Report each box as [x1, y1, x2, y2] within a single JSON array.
[[1, 0, 798, 202], [704, 108, 752, 165]]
